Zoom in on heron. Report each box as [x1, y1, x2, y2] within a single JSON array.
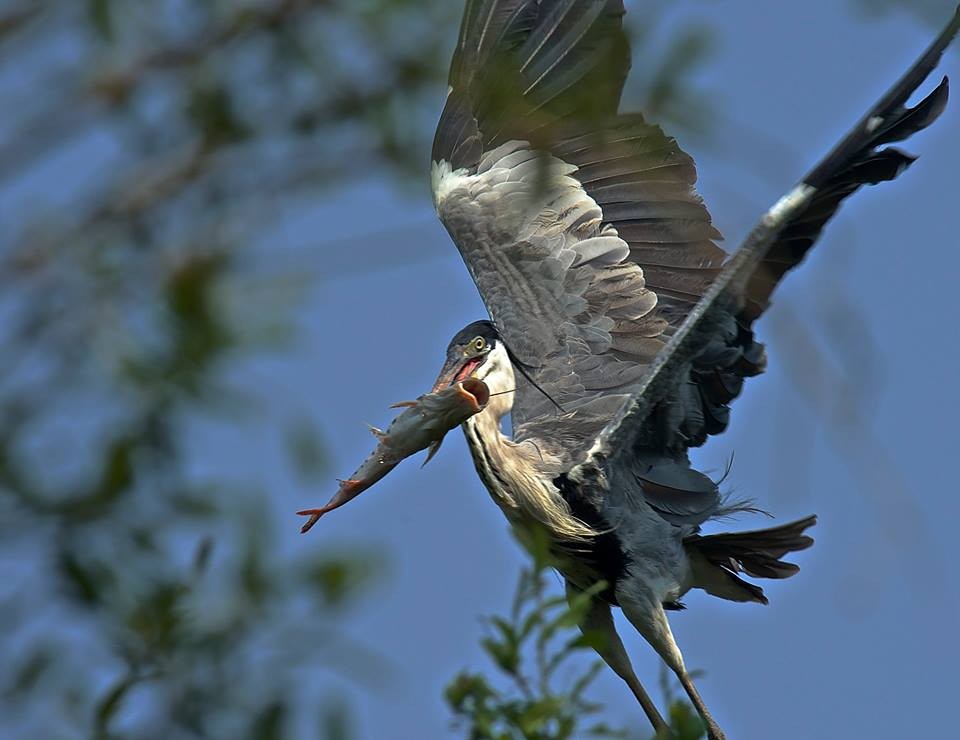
[[406, 3, 959, 738]]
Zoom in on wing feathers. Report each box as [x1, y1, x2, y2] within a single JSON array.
[[571, 236, 630, 267], [436, 142, 660, 423], [436, 1, 629, 170], [575, 9, 957, 479], [742, 78, 945, 323]]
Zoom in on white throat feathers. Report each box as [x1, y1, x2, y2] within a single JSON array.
[[462, 343, 597, 541]]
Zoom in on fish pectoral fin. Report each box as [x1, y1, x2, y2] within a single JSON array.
[[421, 439, 443, 467], [366, 424, 387, 441]]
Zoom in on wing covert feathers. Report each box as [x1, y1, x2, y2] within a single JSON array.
[[434, 2, 730, 450]]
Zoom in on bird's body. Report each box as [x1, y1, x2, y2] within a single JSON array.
[[452, 332, 687, 607], [435, 319, 815, 736], [378, 1, 960, 736]]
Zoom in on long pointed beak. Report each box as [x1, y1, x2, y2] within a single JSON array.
[[431, 355, 464, 393], [432, 353, 482, 393]]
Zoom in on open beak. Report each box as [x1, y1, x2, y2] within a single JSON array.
[[431, 354, 482, 393]]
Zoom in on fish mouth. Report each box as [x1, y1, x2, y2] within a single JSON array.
[[457, 378, 490, 412]]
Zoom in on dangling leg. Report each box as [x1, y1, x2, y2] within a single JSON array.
[[617, 592, 726, 740], [565, 581, 667, 734]]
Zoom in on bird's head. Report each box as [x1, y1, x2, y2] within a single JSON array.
[[432, 320, 515, 413]]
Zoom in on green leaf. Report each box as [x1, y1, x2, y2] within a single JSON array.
[[186, 84, 251, 150], [7, 649, 54, 695], [319, 699, 353, 740], [445, 672, 497, 713], [301, 553, 382, 609], [517, 697, 561, 735], [535, 606, 582, 653], [481, 636, 519, 676], [169, 489, 220, 518], [285, 419, 328, 481], [568, 628, 608, 653], [94, 673, 140, 734], [517, 524, 554, 572], [545, 632, 604, 678], [55, 434, 136, 518], [569, 660, 605, 703], [192, 537, 214, 575], [249, 699, 286, 740], [87, 0, 113, 40], [164, 253, 233, 388], [57, 550, 109, 606], [489, 616, 517, 646], [585, 722, 627, 738], [538, 594, 572, 612], [125, 581, 185, 651], [665, 700, 706, 740], [518, 608, 543, 641]]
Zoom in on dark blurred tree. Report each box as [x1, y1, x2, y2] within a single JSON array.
[[0, 1, 462, 737]]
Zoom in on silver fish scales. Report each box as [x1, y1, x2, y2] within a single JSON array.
[[298, 379, 489, 533]]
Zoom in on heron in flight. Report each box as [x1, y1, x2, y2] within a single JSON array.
[[420, 2, 959, 737]]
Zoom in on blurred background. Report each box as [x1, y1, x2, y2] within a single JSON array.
[[1, 1, 958, 738]]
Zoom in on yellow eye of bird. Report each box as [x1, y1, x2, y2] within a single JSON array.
[[473, 337, 486, 352]]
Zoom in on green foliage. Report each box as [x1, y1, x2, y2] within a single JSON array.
[[653, 665, 708, 740], [186, 83, 252, 151], [445, 558, 624, 740], [446, 531, 707, 740], [286, 417, 330, 482], [639, 24, 716, 136], [0, 52, 387, 740], [87, 0, 113, 40], [661, 702, 707, 740]]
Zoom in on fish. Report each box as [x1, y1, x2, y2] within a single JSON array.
[[297, 378, 490, 533]]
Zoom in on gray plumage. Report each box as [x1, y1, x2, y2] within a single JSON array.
[[427, 2, 960, 738]]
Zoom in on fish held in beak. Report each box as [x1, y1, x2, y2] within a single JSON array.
[[298, 379, 490, 533]]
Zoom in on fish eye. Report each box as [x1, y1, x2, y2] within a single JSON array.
[[473, 337, 486, 352]]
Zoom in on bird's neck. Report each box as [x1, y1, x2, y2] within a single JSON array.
[[461, 404, 598, 542], [462, 405, 515, 508]]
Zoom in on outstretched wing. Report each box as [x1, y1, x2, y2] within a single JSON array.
[[432, 0, 727, 454], [573, 7, 959, 491]]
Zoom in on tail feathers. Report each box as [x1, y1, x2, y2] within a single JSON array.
[[686, 515, 817, 604]]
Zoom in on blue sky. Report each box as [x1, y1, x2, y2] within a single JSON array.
[[10, 2, 955, 738]]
